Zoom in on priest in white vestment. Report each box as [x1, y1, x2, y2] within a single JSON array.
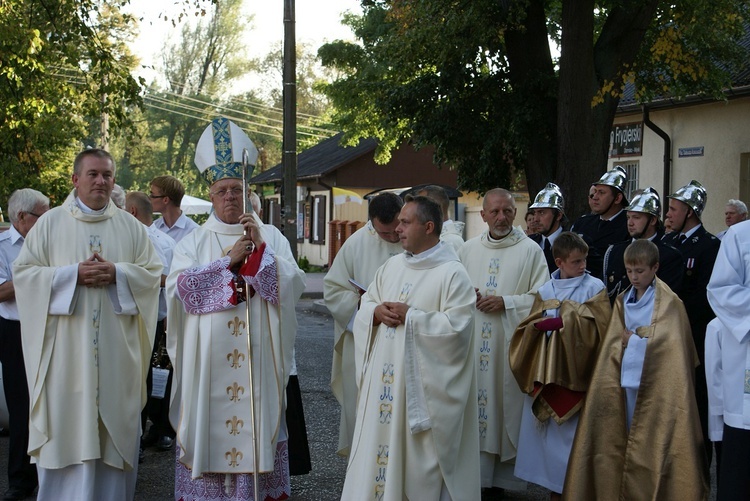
[[167, 118, 305, 501], [342, 195, 480, 500], [13, 149, 162, 501], [457, 188, 549, 492], [324, 192, 404, 456]]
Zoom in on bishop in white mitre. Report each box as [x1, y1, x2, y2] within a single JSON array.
[[167, 118, 305, 501]]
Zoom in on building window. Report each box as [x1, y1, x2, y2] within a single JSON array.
[[311, 195, 326, 245], [614, 161, 639, 200]]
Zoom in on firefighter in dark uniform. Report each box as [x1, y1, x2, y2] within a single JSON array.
[[662, 180, 721, 471], [571, 166, 630, 281], [602, 187, 683, 304], [527, 182, 565, 274]]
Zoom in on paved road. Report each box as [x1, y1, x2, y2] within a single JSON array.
[[0, 299, 717, 499]]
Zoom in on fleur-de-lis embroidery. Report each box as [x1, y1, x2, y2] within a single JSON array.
[[379, 403, 393, 424], [376, 445, 389, 465], [381, 364, 394, 384], [479, 354, 490, 371], [375, 483, 385, 501], [92, 308, 101, 330], [478, 389, 488, 407], [228, 317, 246, 337], [481, 322, 492, 339], [479, 420, 488, 438], [226, 382, 245, 402], [398, 283, 412, 302], [385, 326, 396, 339], [227, 349, 246, 368], [488, 258, 500, 275], [89, 235, 102, 254], [226, 416, 244, 435], [225, 447, 243, 467]]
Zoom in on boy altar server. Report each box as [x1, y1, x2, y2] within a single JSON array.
[[564, 240, 708, 500], [510, 232, 609, 498]]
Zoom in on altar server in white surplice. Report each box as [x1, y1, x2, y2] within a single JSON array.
[[167, 117, 305, 501], [13, 148, 162, 501], [324, 192, 404, 456], [342, 196, 480, 500], [706, 218, 750, 499], [458, 188, 549, 493]]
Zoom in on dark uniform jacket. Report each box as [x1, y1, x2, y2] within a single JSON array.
[[602, 234, 684, 304], [571, 210, 629, 281], [528, 233, 556, 274], [662, 224, 720, 456], [661, 225, 720, 356]]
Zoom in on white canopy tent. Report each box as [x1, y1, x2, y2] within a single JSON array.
[[181, 194, 213, 215]]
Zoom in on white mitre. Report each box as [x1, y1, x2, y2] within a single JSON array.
[[194, 117, 259, 186]]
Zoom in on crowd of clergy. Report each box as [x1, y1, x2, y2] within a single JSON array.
[[1, 115, 749, 501], [326, 165, 750, 501]]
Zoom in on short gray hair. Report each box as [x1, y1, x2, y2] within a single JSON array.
[[726, 199, 748, 215], [110, 184, 126, 209], [249, 191, 261, 214], [8, 188, 50, 224]]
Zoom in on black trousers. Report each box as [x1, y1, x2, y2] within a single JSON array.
[[718, 424, 750, 501], [0, 317, 37, 491], [141, 319, 175, 439], [285, 375, 311, 475]]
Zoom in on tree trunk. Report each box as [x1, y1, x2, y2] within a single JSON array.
[[504, 0, 557, 200], [556, 0, 660, 221]]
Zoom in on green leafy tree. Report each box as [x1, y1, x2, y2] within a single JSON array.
[[252, 42, 340, 155], [319, 0, 748, 219], [153, 0, 255, 179], [0, 0, 143, 207]]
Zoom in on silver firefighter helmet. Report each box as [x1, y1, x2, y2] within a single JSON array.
[[625, 186, 660, 217], [529, 182, 564, 212], [668, 180, 707, 218], [594, 166, 628, 195]]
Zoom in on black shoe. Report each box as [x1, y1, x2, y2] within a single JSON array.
[[157, 436, 174, 450], [138, 447, 145, 464], [140, 431, 158, 448], [3, 486, 35, 501]]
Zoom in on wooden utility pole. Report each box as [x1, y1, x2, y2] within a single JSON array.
[[282, 0, 298, 259]]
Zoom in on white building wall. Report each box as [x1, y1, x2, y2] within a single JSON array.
[[608, 98, 750, 234]]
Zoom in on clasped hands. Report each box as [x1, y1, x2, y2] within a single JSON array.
[[373, 301, 410, 327], [228, 213, 265, 268], [77, 253, 116, 288], [475, 288, 505, 313]]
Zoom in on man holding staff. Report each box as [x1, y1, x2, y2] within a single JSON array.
[[167, 118, 305, 500]]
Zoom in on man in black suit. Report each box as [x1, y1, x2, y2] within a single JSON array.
[[571, 166, 630, 280], [663, 180, 721, 470], [527, 182, 565, 274], [602, 187, 683, 303]]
